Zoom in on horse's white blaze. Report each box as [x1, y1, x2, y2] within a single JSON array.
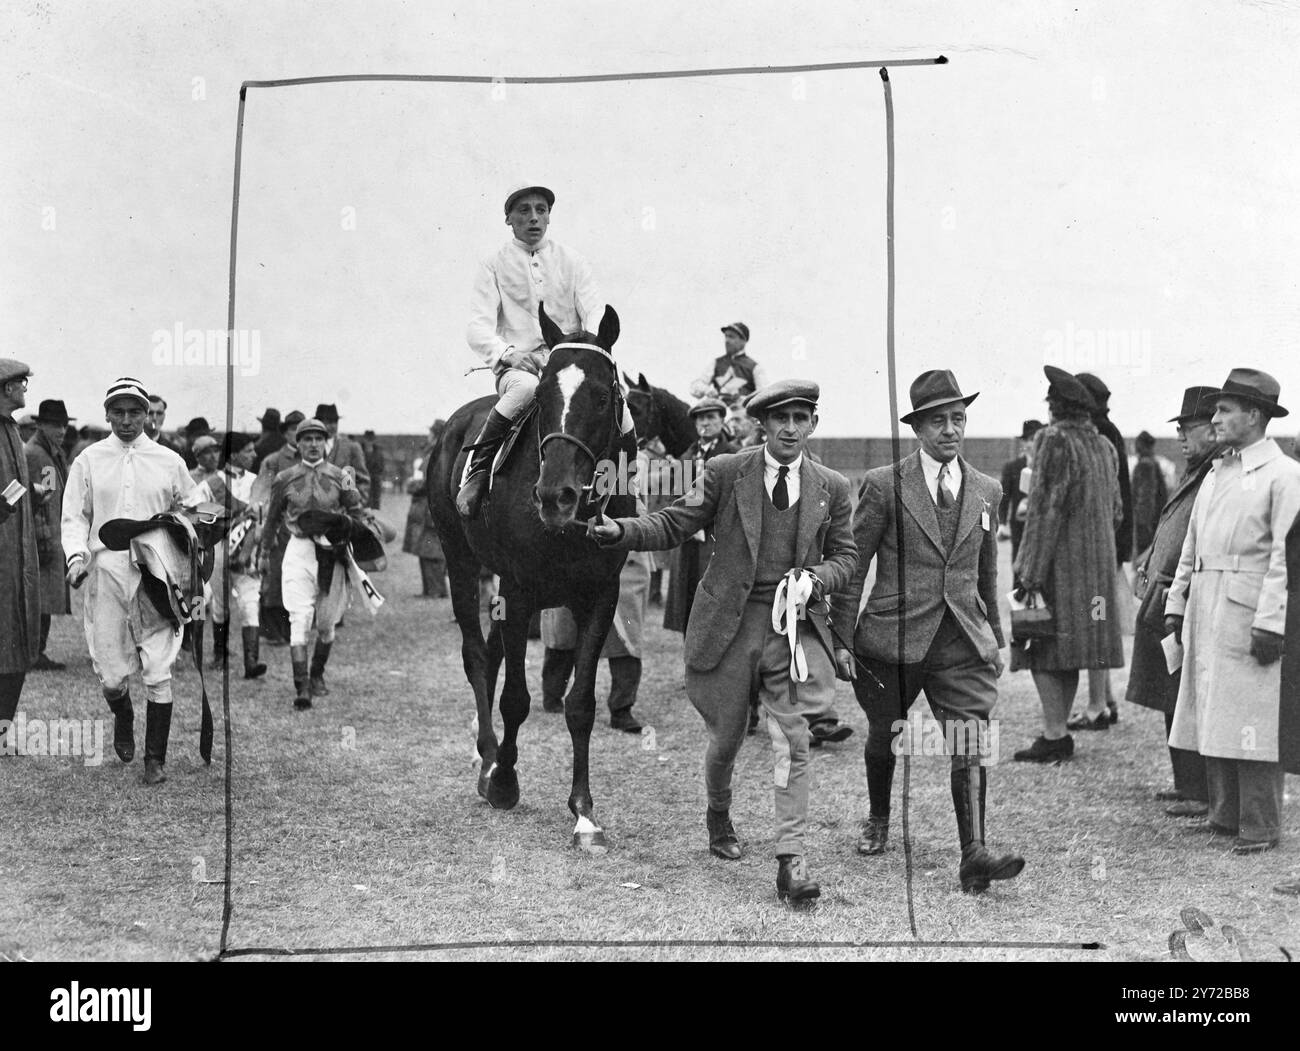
[[573, 814, 601, 835], [556, 362, 586, 436]]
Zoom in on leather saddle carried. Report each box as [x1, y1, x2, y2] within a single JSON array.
[[296, 509, 395, 572]]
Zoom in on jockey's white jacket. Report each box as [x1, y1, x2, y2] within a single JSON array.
[[467, 237, 604, 371]]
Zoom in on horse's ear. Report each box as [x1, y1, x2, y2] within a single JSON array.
[[637, 373, 649, 392], [595, 305, 620, 353], [622, 371, 635, 388], [538, 302, 564, 349]]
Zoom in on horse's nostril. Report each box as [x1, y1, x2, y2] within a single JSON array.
[[557, 488, 578, 508]]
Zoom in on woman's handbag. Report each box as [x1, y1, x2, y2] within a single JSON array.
[[1008, 587, 1055, 641]]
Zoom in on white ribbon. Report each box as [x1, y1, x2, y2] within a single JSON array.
[[772, 569, 815, 683]]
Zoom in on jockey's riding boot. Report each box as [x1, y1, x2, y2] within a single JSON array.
[[142, 702, 172, 785], [104, 688, 135, 763], [241, 626, 267, 679], [541, 646, 575, 713], [310, 641, 333, 696], [210, 620, 229, 669], [291, 645, 312, 710], [607, 656, 643, 732], [456, 409, 514, 519], [776, 854, 821, 904], [952, 757, 1025, 894], [707, 807, 743, 860]]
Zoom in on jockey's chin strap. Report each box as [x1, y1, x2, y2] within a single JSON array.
[[537, 342, 626, 521], [772, 569, 817, 683]]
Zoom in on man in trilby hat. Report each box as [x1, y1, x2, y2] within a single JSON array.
[[62, 377, 194, 784], [832, 370, 1024, 894], [1164, 368, 1300, 854], [24, 398, 76, 670], [314, 402, 370, 504], [1126, 386, 1222, 816]]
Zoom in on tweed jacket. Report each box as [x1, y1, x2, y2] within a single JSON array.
[[24, 428, 71, 615], [1, 412, 40, 674], [607, 445, 857, 672], [831, 451, 1005, 666]]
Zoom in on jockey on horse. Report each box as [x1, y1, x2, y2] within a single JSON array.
[[458, 183, 634, 518]]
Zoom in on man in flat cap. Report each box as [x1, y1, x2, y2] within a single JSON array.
[[62, 377, 195, 784], [832, 370, 1023, 893], [459, 184, 626, 518], [691, 322, 770, 410], [261, 417, 366, 709], [24, 399, 75, 670], [592, 379, 856, 905], [314, 403, 370, 504], [1165, 369, 1300, 854], [0, 359, 40, 754], [1126, 387, 1221, 816]]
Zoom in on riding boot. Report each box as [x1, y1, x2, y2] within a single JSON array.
[[541, 646, 575, 713], [310, 640, 333, 696], [242, 626, 267, 679], [291, 644, 312, 709], [455, 409, 514, 519], [952, 758, 1025, 893], [210, 620, 229, 669], [104, 688, 135, 763], [858, 748, 896, 854], [142, 702, 173, 785], [607, 656, 643, 732]]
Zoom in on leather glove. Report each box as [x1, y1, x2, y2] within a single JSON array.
[[834, 647, 856, 682], [499, 348, 543, 376], [1164, 615, 1184, 646], [1250, 629, 1284, 666]]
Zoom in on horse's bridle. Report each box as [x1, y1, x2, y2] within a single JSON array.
[[536, 342, 626, 519]]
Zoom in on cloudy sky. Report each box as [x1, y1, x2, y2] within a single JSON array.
[[3, 1, 1298, 437]]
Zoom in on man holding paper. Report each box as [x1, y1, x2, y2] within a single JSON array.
[[1164, 369, 1300, 854], [0, 359, 40, 754]]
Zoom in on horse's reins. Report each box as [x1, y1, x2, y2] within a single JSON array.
[[537, 342, 626, 522]]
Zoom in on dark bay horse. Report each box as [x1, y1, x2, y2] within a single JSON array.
[[624, 373, 696, 458], [428, 304, 635, 853]]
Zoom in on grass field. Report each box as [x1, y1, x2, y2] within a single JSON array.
[[2, 493, 1298, 962]]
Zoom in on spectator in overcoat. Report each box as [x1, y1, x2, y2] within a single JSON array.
[[1125, 387, 1221, 814], [24, 399, 74, 669], [1011, 367, 1124, 762], [1130, 430, 1168, 556]]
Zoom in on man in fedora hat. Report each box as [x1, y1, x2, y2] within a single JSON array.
[[832, 370, 1023, 893], [261, 417, 365, 709], [458, 184, 627, 519], [998, 419, 1042, 562], [690, 322, 770, 410], [24, 399, 76, 670], [0, 359, 40, 754], [314, 403, 370, 504], [252, 407, 285, 473], [61, 377, 194, 784], [255, 409, 306, 646], [1164, 368, 1300, 854], [1126, 386, 1222, 816], [591, 379, 857, 905]]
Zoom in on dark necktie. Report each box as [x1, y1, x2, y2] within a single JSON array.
[[936, 462, 954, 509], [773, 465, 789, 510]]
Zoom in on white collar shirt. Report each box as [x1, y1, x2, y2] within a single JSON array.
[[919, 447, 962, 504], [763, 447, 802, 506]]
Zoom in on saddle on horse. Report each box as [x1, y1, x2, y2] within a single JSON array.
[[455, 403, 538, 518]]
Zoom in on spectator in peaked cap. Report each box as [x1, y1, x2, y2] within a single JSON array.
[[692, 322, 768, 409], [899, 369, 978, 424], [688, 397, 729, 419], [190, 435, 220, 484], [0, 358, 32, 385], [744, 379, 820, 419], [1, 356, 38, 743]]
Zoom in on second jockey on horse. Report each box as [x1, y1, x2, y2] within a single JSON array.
[[458, 183, 634, 518]]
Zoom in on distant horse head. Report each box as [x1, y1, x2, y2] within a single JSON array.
[[532, 302, 623, 529], [623, 372, 696, 458]]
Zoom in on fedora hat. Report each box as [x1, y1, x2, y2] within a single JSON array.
[[901, 370, 979, 424], [34, 399, 75, 424], [1019, 419, 1043, 441], [1167, 386, 1220, 424], [1043, 366, 1097, 413], [258, 407, 281, 427], [313, 403, 340, 423], [1215, 368, 1289, 418]]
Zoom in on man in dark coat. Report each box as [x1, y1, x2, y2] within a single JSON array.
[[255, 410, 305, 644], [252, 408, 285, 473], [1130, 430, 1169, 555], [1272, 505, 1300, 893], [833, 370, 1023, 894], [663, 398, 738, 633], [315, 403, 370, 504], [0, 359, 40, 755], [1125, 387, 1221, 815], [998, 419, 1042, 563], [403, 420, 447, 597], [592, 379, 857, 905], [360, 430, 385, 510], [24, 399, 74, 670]]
